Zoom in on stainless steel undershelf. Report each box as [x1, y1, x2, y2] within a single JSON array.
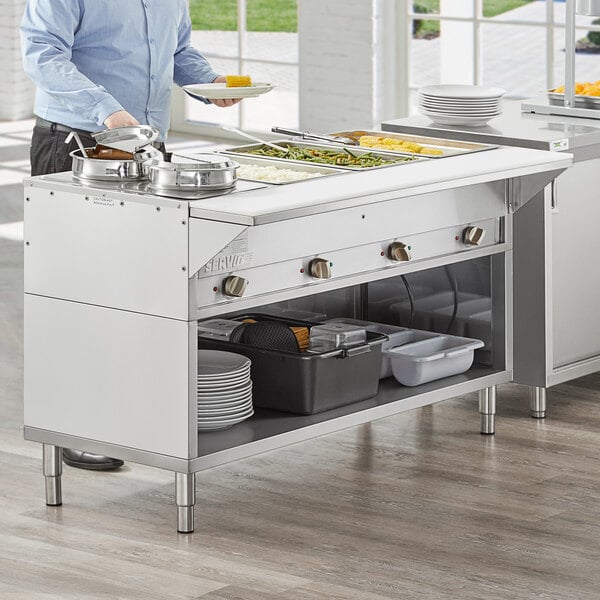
[[190, 366, 509, 472]]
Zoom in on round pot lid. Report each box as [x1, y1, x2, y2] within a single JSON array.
[[149, 153, 238, 171], [92, 125, 159, 153], [169, 153, 238, 169]]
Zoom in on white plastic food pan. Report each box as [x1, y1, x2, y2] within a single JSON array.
[[383, 335, 484, 387]]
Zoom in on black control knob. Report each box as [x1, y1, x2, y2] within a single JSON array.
[[388, 242, 411, 262], [463, 226, 486, 246], [223, 275, 248, 297], [309, 258, 332, 279]]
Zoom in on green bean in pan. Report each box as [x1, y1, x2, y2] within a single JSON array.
[[242, 145, 417, 168]]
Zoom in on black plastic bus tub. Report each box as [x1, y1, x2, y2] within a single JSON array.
[[198, 315, 385, 415]]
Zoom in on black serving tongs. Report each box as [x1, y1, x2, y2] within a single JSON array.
[[271, 126, 359, 146]]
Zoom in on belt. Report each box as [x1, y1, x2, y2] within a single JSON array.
[[35, 117, 93, 136], [35, 117, 165, 150]]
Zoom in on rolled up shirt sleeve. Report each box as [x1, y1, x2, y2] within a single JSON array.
[[173, 2, 220, 89], [21, 0, 124, 126]]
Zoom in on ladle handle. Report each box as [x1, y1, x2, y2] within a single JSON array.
[[65, 131, 88, 156]]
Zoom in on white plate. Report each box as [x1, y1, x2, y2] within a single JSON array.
[[419, 111, 498, 126], [419, 106, 502, 116], [419, 99, 501, 109], [198, 407, 254, 426], [198, 402, 252, 421], [198, 404, 252, 416], [197, 371, 250, 383], [197, 415, 253, 431], [198, 397, 252, 411], [419, 84, 505, 99], [184, 82, 275, 100], [197, 350, 250, 377], [197, 413, 253, 431], [197, 367, 250, 381], [197, 376, 251, 389], [197, 387, 252, 401], [420, 94, 501, 104], [419, 98, 501, 108]]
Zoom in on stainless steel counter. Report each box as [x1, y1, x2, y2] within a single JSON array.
[[383, 101, 600, 418], [383, 100, 600, 152]]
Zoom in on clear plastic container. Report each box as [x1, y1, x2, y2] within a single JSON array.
[[197, 319, 241, 341], [308, 322, 367, 353]]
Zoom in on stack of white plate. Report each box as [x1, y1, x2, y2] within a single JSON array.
[[418, 85, 505, 127], [197, 350, 253, 431]]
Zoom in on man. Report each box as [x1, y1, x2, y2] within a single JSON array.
[[21, 0, 241, 470]]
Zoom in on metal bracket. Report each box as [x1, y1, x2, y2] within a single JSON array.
[[506, 169, 567, 213]]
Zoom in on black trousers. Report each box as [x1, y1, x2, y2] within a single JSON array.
[[30, 119, 166, 176], [30, 122, 96, 176]]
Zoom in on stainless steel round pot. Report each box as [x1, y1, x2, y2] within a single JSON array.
[[146, 154, 239, 191], [70, 148, 147, 181]]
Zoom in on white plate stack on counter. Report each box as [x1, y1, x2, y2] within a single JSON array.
[[418, 84, 505, 127], [197, 350, 253, 431]]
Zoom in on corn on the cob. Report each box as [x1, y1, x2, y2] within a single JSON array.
[[359, 135, 443, 156], [226, 75, 252, 88]]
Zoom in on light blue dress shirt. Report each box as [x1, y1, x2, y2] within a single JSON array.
[[21, 0, 219, 139]]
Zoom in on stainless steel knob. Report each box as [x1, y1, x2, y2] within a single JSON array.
[[309, 258, 332, 279], [223, 275, 248, 297], [463, 226, 486, 246], [388, 242, 411, 262]]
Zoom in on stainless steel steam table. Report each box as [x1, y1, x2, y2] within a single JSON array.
[[384, 100, 600, 418], [23, 145, 570, 532]]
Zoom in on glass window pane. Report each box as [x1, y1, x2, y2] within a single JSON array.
[[481, 24, 546, 96], [412, 1, 440, 16], [245, 0, 297, 33], [410, 21, 441, 88], [240, 61, 299, 130], [553, 28, 600, 89], [191, 30, 239, 61], [190, 0, 238, 33], [482, 0, 546, 22]]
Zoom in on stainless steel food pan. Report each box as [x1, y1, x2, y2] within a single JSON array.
[[230, 154, 345, 185], [146, 158, 239, 191], [328, 130, 498, 157], [547, 90, 600, 109], [221, 141, 427, 171], [70, 149, 147, 181]]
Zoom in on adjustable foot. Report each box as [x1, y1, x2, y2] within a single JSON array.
[[176, 472, 195, 533], [529, 386, 546, 419], [43, 444, 63, 506], [479, 386, 496, 435]]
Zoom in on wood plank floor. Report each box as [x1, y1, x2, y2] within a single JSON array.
[[3, 202, 600, 599]]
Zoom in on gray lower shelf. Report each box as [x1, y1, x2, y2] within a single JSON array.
[[191, 365, 508, 471]]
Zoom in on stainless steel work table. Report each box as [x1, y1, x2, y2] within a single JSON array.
[[23, 145, 570, 532], [383, 101, 600, 419]]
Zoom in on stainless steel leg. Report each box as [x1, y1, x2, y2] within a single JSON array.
[[43, 444, 63, 506], [175, 472, 196, 533], [479, 386, 496, 435], [530, 386, 547, 419]]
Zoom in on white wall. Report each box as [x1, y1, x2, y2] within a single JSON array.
[[0, 0, 34, 120], [298, 0, 395, 132]]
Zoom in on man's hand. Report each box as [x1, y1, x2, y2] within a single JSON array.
[[211, 75, 243, 107], [104, 110, 140, 128]]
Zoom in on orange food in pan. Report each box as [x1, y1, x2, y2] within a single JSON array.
[[553, 81, 600, 96]]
